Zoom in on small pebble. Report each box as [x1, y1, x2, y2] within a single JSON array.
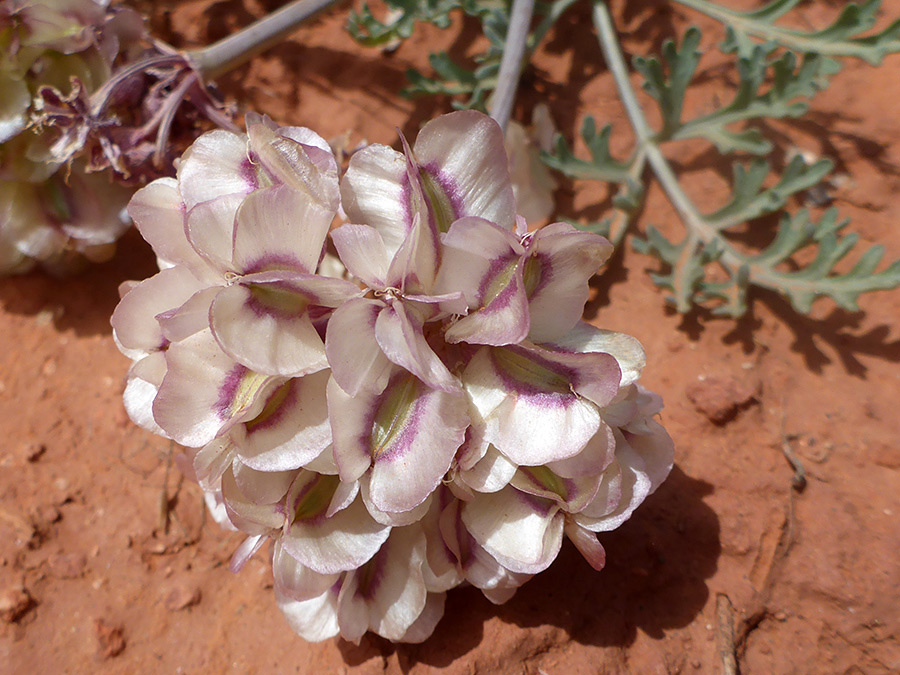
[[95, 619, 126, 658], [164, 585, 201, 612], [0, 586, 36, 623]]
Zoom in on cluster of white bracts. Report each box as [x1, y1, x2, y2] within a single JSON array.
[[112, 110, 674, 643]]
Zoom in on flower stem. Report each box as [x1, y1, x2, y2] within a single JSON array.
[[188, 0, 346, 80], [489, 0, 536, 132]]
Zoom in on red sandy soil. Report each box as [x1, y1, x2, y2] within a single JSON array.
[[2, 1, 899, 673]]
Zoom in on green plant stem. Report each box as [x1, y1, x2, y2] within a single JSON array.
[[189, 0, 346, 79], [489, 0, 536, 131], [592, 0, 824, 309]]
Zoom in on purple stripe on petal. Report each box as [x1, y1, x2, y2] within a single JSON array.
[[242, 252, 308, 275], [522, 252, 552, 298], [355, 543, 388, 601], [513, 487, 556, 517], [490, 346, 577, 397], [245, 379, 297, 434], [476, 255, 520, 308], [214, 363, 250, 420]]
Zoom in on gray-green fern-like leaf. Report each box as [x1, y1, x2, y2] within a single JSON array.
[[542, 116, 634, 183], [633, 28, 838, 153], [748, 209, 900, 313], [347, 0, 472, 47], [674, 0, 900, 65]]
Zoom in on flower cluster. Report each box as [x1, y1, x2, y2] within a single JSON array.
[[0, 0, 143, 274], [113, 110, 674, 643]]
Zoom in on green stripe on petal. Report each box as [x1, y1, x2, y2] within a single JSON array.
[[292, 474, 340, 522], [492, 348, 571, 394], [219, 367, 273, 421], [371, 375, 420, 460], [245, 380, 293, 433], [522, 254, 543, 297], [482, 258, 520, 307], [517, 466, 570, 501], [420, 169, 456, 233], [247, 283, 311, 315]]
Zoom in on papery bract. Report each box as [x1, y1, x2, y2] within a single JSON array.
[[111, 109, 675, 647]]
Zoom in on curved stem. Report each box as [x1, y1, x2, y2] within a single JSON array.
[[592, 1, 788, 307], [489, 0, 536, 131], [90, 53, 186, 115], [188, 0, 346, 80]]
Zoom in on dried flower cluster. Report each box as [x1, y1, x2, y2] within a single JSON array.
[[0, 0, 144, 274], [113, 110, 674, 643]]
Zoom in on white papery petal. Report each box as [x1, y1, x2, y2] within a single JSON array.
[[329, 369, 467, 514], [464, 542, 532, 604], [367, 376, 468, 514], [459, 444, 517, 493], [282, 474, 390, 574], [327, 375, 376, 483], [576, 459, 623, 521], [547, 422, 616, 478], [156, 286, 219, 344], [0, 77, 29, 144], [153, 330, 278, 447], [421, 492, 464, 593], [461, 486, 563, 574], [330, 224, 390, 288], [184, 193, 243, 275], [229, 534, 268, 572], [221, 463, 283, 534], [439, 219, 531, 346], [575, 433, 651, 533], [193, 436, 236, 492], [510, 466, 602, 513], [326, 479, 359, 518], [275, 584, 340, 642], [128, 178, 210, 277], [399, 592, 446, 643], [211, 283, 327, 377], [413, 110, 516, 231], [341, 144, 409, 256], [463, 347, 602, 465], [177, 130, 256, 210], [337, 525, 427, 642], [231, 185, 333, 275], [385, 211, 439, 294], [374, 302, 459, 393], [122, 353, 167, 436], [325, 298, 392, 396], [437, 217, 524, 322], [246, 115, 340, 211], [234, 370, 332, 471], [232, 461, 296, 504], [111, 266, 206, 353], [360, 477, 433, 526], [625, 421, 674, 493], [273, 539, 339, 602], [304, 444, 339, 475], [525, 223, 613, 343], [549, 321, 646, 387], [565, 520, 607, 571]]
